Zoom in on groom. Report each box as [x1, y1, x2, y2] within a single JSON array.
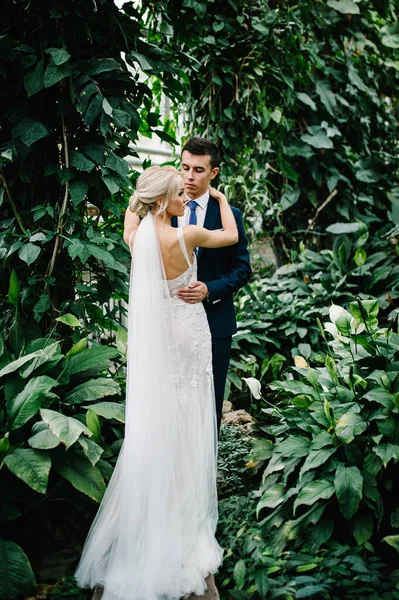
[[172, 138, 251, 432]]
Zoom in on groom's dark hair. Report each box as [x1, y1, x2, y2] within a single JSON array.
[[182, 138, 220, 169]]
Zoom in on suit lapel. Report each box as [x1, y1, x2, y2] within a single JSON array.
[[197, 195, 219, 261]]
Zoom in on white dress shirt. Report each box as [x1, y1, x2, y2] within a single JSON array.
[[177, 191, 210, 228]]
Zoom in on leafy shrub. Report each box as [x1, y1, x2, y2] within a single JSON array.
[[247, 299, 399, 557], [0, 320, 125, 597], [228, 227, 399, 405], [218, 423, 253, 498]]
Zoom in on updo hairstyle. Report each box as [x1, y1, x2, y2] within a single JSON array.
[[129, 166, 183, 217]]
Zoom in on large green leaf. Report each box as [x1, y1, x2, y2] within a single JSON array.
[[301, 131, 334, 149], [54, 453, 106, 502], [40, 408, 92, 449], [56, 313, 81, 327], [7, 375, 58, 430], [77, 437, 103, 466], [28, 427, 61, 450], [300, 447, 336, 476], [20, 341, 61, 379], [383, 535, 399, 553], [24, 59, 45, 96], [0, 539, 35, 600], [372, 443, 399, 467], [0, 350, 44, 379], [293, 479, 335, 514], [257, 484, 286, 514], [84, 401, 125, 423], [353, 514, 374, 545], [327, 0, 360, 14], [18, 243, 40, 265], [7, 269, 20, 305], [4, 449, 51, 494], [12, 118, 50, 147], [335, 411, 367, 444], [45, 47, 71, 65], [315, 80, 337, 115], [67, 346, 119, 377], [275, 435, 310, 458], [334, 465, 363, 520], [64, 378, 121, 404], [44, 60, 72, 87]]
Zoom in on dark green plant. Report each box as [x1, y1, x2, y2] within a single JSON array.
[[246, 299, 399, 557], [217, 423, 253, 498], [228, 224, 399, 406], [156, 0, 399, 255], [0, 318, 126, 597], [0, 0, 184, 345]]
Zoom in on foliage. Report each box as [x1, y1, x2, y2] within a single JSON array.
[[156, 0, 399, 253], [245, 300, 399, 559], [217, 423, 253, 498], [0, 538, 36, 600], [0, 0, 184, 343], [218, 492, 399, 599], [0, 318, 125, 597], [227, 225, 399, 405]]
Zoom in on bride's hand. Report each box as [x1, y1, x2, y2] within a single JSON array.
[[209, 186, 227, 203]]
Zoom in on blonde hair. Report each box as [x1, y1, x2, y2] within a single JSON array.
[[129, 166, 183, 217]]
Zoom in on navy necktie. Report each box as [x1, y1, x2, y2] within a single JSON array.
[[188, 200, 198, 225]]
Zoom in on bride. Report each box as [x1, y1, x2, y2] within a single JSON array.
[[75, 165, 238, 600]]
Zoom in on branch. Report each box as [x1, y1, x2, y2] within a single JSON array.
[[46, 114, 70, 281], [0, 169, 28, 235], [308, 188, 338, 231]]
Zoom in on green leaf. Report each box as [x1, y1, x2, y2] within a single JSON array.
[[296, 92, 317, 111], [326, 222, 365, 234], [24, 59, 45, 96], [7, 269, 20, 305], [354, 247, 367, 267], [251, 438, 273, 461], [0, 433, 10, 462], [275, 435, 310, 458], [7, 376, 58, 430], [327, 0, 360, 14], [300, 447, 337, 476], [383, 535, 399, 553], [67, 346, 119, 376], [116, 328, 128, 356], [0, 539, 35, 600], [316, 80, 337, 116], [257, 484, 286, 514], [77, 437, 103, 466], [372, 443, 399, 467], [70, 151, 96, 172], [65, 337, 88, 358], [83, 401, 125, 423], [233, 559, 246, 590], [301, 131, 334, 149], [382, 35, 399, 49], [69, 180, 89, 206], [294, 479, 335, 514], [105, 153, 130, 177], [40, 408, 92, 449], [86, 409, 101, 442], [4, 448, 51, 494], [56, 313, 81, 327], [0, 350, 44, 379], [54, 453, 106, 502], [353, 514, 374, 545], [12, 118, 50, 147], [18, 243, 40, 266], [44, 60, 72, 87], [64, 378, 120, 404], [20, 341, 61, 379], [243, 377, 261, 399], [28, 427, 60, 450], [45, 47, 71, 65], [335, 412, 367, 444], [334, 465, 363, 520]]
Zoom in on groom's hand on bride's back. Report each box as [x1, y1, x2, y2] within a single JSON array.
[[177, 281, 209, 303]]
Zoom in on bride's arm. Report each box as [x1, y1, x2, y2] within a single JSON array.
[[123, 207, 140, 250], [184, 187, 238, 250]]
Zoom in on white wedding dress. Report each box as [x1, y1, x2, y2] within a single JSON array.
[[75, 212, 222, 600]]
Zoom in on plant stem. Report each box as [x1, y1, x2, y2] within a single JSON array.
[[45, 114, 70, 283], [0, 169, 28, 235]]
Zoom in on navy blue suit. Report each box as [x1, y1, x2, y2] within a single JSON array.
[[172, 195, 251, 430]]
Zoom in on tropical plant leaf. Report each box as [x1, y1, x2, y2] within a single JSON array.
[[83, 401, 125, 423], [7, 375, 58, 430], [64, 377, 121, 405], [294, 479, 335, 514], [0, 539, 35, 600], [54, 453, 106, 502], [334, 465, 363, 520], [4, 449, 51, 494], [40, 408, 92, 449]]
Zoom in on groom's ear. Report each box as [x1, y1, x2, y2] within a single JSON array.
[[210, 167, 219, 181]]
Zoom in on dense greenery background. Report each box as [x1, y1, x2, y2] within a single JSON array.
[[0, 0, 398, 598]]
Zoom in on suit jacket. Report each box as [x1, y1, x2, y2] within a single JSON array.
[[172, 195, 251, 338]]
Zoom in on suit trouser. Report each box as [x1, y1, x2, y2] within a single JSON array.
[[211, 336, 232, 434]]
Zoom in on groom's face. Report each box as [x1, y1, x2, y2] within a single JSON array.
[[181, 151, 219, 200]]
